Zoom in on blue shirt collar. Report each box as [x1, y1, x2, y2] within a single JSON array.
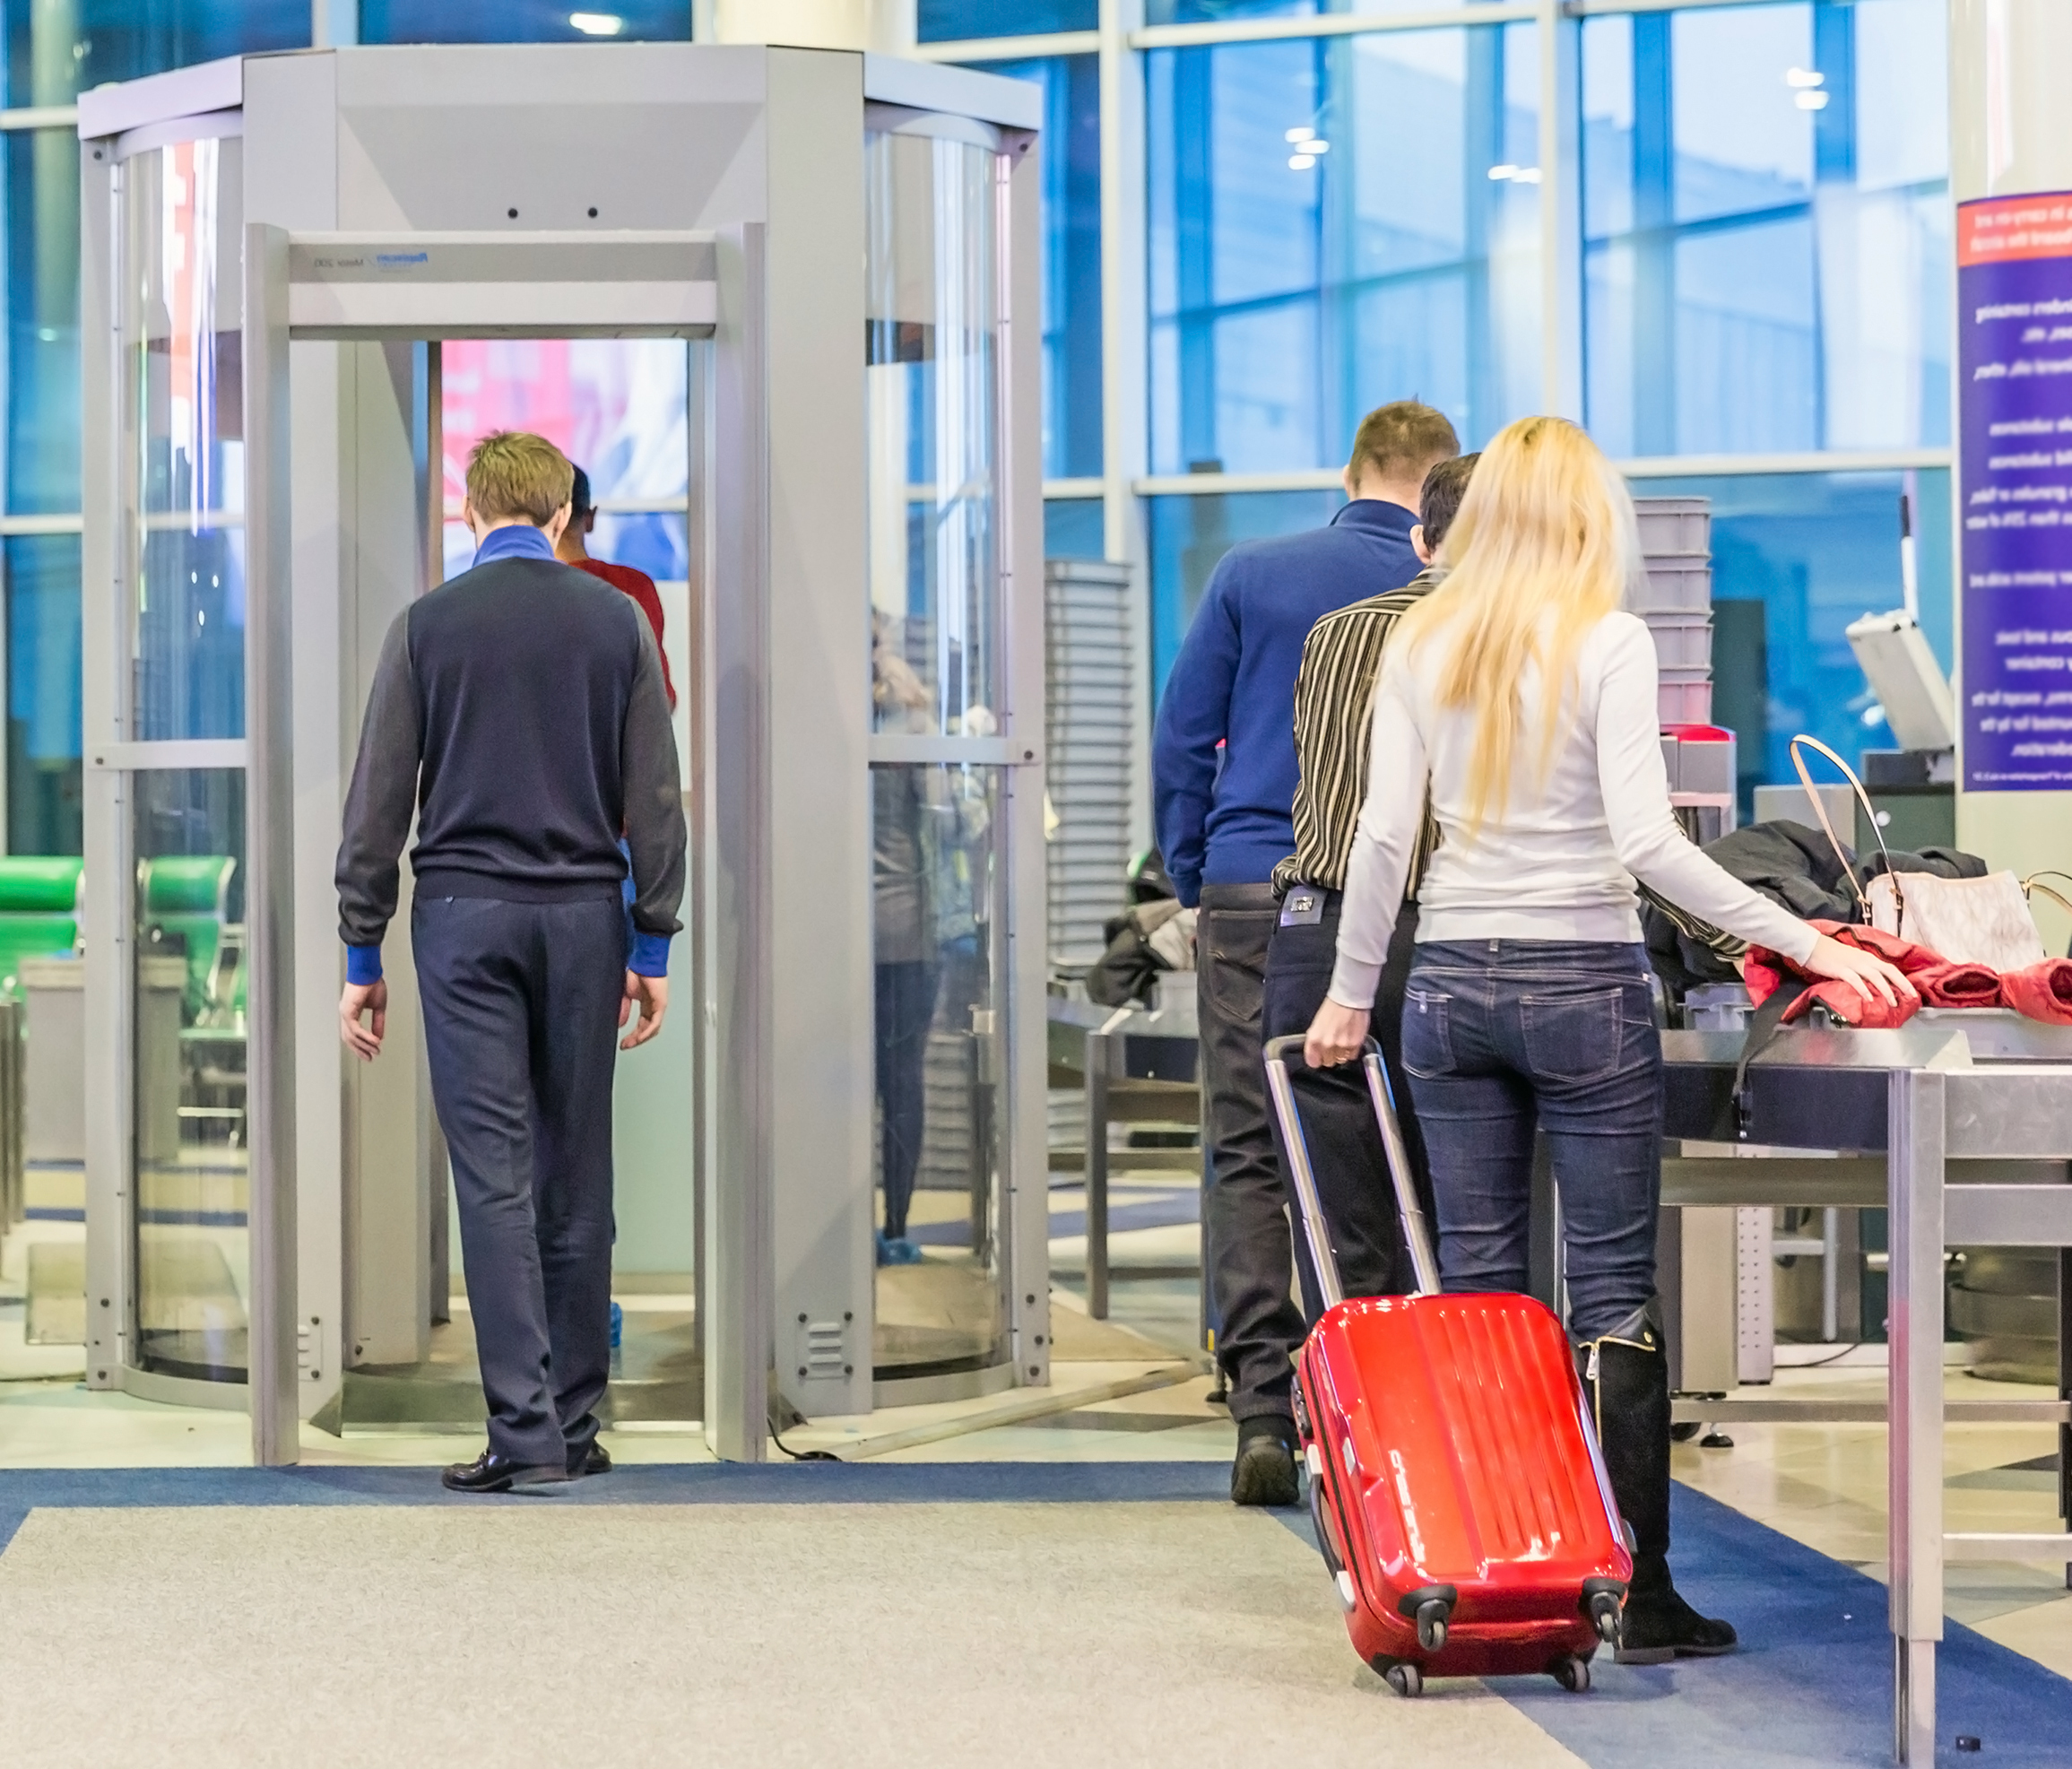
[[1331, 498, 1419, 538], [472, 524, 558, 566]]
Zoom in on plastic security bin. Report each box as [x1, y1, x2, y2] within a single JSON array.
[[1658, 670, 1713, 725], [1633, 557, 1712, 612], [1643, 612, 1712, 669], [1633, 496, 1711, 557]]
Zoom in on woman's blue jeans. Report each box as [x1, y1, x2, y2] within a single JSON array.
[[1400, 940, 1662, 1342]]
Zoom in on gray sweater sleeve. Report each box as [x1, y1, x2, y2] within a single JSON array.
[[335, 611, 421, 949], [622, 609, 687, 939]]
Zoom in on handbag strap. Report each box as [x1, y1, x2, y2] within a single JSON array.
[[2023, 871, 2072, 921], [1711, 976, 1815, 1141], [1789, 735, 1897, 928]]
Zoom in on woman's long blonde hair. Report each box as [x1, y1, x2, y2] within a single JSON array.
[[1391, 416, 1643, 834]]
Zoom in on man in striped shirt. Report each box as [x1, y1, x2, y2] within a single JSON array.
[[1257, 453, 1477, 1382]]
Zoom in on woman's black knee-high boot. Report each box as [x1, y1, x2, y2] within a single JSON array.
[[1580, 1300, 1738, 1665]]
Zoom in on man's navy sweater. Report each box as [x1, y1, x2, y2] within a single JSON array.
[[335, 523, 684, 983], [1152, 499, 1421, 906]]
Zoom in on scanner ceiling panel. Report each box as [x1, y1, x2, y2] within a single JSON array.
[[335, 101, 765, 231]]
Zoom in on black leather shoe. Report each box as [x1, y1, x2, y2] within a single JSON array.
[[568, 1442, 612, 1479], [1616, 1574, 1738, 1664], [441, 1450, 569, 1494], [1230, 1415, 1300, 1508]]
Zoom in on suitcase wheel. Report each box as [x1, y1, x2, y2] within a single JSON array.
[[1581, 1578, 1626, 1646], [1550, 1655, 1591, 1695], [1378, 1661, 1423, 1699], [1413, 1598, 1449, 1654]]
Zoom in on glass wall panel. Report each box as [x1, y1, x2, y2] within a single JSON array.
[[1149, 1, 1469, 22], [123, 134, 247, 744], [360, 1, 689, 43], [923, 0, 1095, 36], [1640, 469, 1951, 812], [2, 1, 306, 105], [1149, 24, 1540, 475], [1044, 497, 1105, 561], [867, 121, 1004, 737], [1582, 0, 1950, 457], [4, 129, 79, 516], [982, 56, 1102, 481], [871, 761, 1007, 1378], [1148, 488, 1340, 699], [132, 767, 247, 1383], [6, 534, 80, 854]]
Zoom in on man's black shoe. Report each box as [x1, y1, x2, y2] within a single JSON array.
[[568, 1441, 612, 1479], [1230, 1414, 1300, 1507], [441, 1450, 570, 1494], [1615, 1579, 1738, 1664]]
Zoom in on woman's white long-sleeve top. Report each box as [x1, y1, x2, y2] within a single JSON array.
[[1326, 608, 1823, 1010]]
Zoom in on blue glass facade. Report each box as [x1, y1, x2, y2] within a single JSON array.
[[359, 2, 690, 43], [986, 56, 1102, 481], [1148, 25, 1542, 474], [0, 3, 1966, 850], [1581, 0, 1950, 457], [922, 0, 1094, 38]]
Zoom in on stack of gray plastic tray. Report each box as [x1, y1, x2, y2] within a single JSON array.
[[1633, 496, 1712, 724], [1045, 559, 1136, 971]]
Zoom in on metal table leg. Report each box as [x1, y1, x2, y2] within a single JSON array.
[[1085, 1028, 1111, 1321], [1888, 1067, 1946, 1765]]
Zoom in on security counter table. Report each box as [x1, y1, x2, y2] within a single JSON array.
[[1047, 994, 1200, 1320], [1660, 1012, 2072, 1763]]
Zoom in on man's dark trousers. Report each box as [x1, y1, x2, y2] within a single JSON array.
[[1214, 893, 1432, 1424], [1197, 882, 1286, 1425], [414, 893, 624, 1470]]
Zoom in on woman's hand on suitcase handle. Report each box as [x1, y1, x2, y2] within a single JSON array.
[[1804, 933, 1917, 1009], [1305, 997, 1370, 1069], [621, 971, 669, 1049], [339, 979, 386, 1062]]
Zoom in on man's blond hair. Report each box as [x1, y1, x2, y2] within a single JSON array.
[[465, 430, 575, 526]]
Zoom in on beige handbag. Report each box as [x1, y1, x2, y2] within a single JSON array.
[[1789, 736, 2067, 969]]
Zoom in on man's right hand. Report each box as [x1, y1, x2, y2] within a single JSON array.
[[341, 979, 387, 1061], [620, 971, 669, 1049]]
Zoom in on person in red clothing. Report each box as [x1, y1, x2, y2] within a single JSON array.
[[556, 465, 677, 709]]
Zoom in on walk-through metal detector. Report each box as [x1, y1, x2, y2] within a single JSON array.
[[77, 45, 1046, 1463]]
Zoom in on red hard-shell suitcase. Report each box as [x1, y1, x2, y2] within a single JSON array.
[[1264, 1036, 1632, 1698]]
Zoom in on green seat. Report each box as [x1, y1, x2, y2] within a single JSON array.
[[139, 856, 236, 1023], [0, 857, 82, 997]]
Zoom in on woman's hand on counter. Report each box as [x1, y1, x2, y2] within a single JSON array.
[[1804, 933, 1918, 1009]]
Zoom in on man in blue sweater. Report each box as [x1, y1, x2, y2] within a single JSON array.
[[335, 430, 682, 1494], [1153, 400, 1457, 1505]]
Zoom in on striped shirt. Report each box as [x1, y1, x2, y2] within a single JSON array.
[[1271, 569, 1440, 898]]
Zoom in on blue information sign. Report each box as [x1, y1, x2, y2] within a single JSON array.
[[1958, 192, 2072, 790]]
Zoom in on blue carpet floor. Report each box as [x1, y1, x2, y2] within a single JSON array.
[[4, 1463, 2068, 1765]]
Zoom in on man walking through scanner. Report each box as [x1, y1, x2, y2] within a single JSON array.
[[336, 429, 683, 1492]]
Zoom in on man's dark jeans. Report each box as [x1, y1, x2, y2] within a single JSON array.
[[1264, 897, 1432, 1322], [1400, 940, 1662, 1341], [414, 893, 625, 1469]]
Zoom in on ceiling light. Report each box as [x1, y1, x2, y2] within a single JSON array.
[[1305, 139, 1331, 154], [1288, 153, 1316, 170], [1285, 126, 1316, 144], [1796, 90, 1830, 110], [1514, 167, 1542, 183], [1488, 163, 1519, 180], [1785, 66, 1825, 88], [569, 12, 624, 34]]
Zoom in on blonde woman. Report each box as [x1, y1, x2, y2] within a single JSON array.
[[1304, 417, 1912, 1662]]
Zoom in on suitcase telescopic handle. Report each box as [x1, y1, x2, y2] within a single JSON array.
[[1262, 1035, 1441, 1303]]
